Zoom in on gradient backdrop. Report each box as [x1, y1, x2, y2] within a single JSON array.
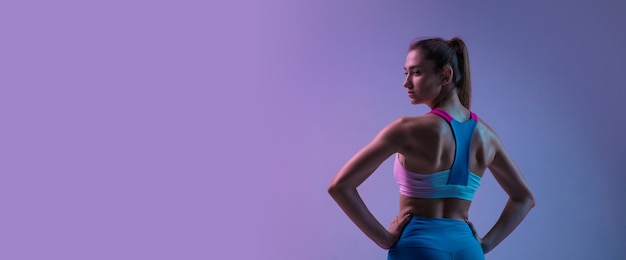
[[2, 0, 624, 259]]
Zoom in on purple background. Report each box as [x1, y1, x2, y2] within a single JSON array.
[[2, 1, 624, 259]]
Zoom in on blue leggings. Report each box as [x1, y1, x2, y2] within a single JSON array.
[[387, 217, 484, 260]]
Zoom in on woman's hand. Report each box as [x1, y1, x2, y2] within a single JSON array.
[[384, 213, 413, 249]]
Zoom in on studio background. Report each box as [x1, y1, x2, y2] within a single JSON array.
[[2, 0, 624, 259]]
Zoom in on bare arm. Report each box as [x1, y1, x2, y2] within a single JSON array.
[[327, 119, 411, 249], [481, 136, 536, 254]]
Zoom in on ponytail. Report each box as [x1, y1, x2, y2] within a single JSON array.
[[448, 37, 471, 109]]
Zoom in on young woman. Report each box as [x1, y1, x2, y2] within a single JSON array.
[[328, 37, 535, 260]]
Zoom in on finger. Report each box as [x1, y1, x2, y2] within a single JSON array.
[[465, 220, 477, 232], [400, 213, 413, 224]]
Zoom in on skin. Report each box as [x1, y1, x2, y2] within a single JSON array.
[[327, 48, 535, 253]]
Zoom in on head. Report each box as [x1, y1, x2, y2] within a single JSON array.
[[403, 37, 471, 109]]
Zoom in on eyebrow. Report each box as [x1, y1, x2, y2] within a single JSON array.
[[403, 65, 423, 70]]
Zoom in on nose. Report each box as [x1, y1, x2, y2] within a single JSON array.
[[403, 75, 412, 89]]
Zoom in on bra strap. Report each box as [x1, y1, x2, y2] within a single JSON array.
[[428, 108, 453, 122]]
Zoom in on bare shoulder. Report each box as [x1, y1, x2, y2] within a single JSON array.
[[394, 114, 447, 133], [475, 117, 505, 149], [477, 116, 534, 200], [382, 114, 446, 153], [469, 116, 507, 169]]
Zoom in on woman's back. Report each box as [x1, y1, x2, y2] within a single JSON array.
[[395, 108, 498, 220]]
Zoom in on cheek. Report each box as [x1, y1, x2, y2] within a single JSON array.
[[418, 82, 443, 103], [414, 77, 437, 94]]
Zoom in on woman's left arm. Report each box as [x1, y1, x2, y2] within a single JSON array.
[[327, 118, 411, 249]]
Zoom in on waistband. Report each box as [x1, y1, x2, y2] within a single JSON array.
[[410, 216, 467, 222]]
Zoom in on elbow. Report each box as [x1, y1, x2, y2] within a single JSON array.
[[327, 181, 352, 197], [512, 193, 536, 210], [527, 195, 536, 209], [524, 191, 536, 209], [327, 183, 337, 195], [327, 181, 340, 196]]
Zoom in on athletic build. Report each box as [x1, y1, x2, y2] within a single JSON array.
[[328, 37, 535, 259]]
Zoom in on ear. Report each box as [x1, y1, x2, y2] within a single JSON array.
[[441, 65, 453, 85]]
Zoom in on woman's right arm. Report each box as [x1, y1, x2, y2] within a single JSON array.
[[327, 118, 412, 249], [480, 135, 536, 254]]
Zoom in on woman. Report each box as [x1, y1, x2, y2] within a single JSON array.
[[328, 37, 535, 260]]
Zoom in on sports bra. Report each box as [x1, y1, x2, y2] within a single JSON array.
[[393, 108, 482, 201]]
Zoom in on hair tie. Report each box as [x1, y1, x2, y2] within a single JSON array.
[[448, 39, 462, 54]]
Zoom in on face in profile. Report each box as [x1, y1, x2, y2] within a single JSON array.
[[403, 49, 444, 106]]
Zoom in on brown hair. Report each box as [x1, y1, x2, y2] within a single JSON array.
[[409, 37, 472, 109]]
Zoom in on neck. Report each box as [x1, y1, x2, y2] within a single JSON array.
[[428, 87, 465, 111]]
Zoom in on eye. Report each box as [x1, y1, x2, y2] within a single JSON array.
[[404, 70, 421, 76]]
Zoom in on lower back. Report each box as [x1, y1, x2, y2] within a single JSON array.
[[399, 195, 472, 220]]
